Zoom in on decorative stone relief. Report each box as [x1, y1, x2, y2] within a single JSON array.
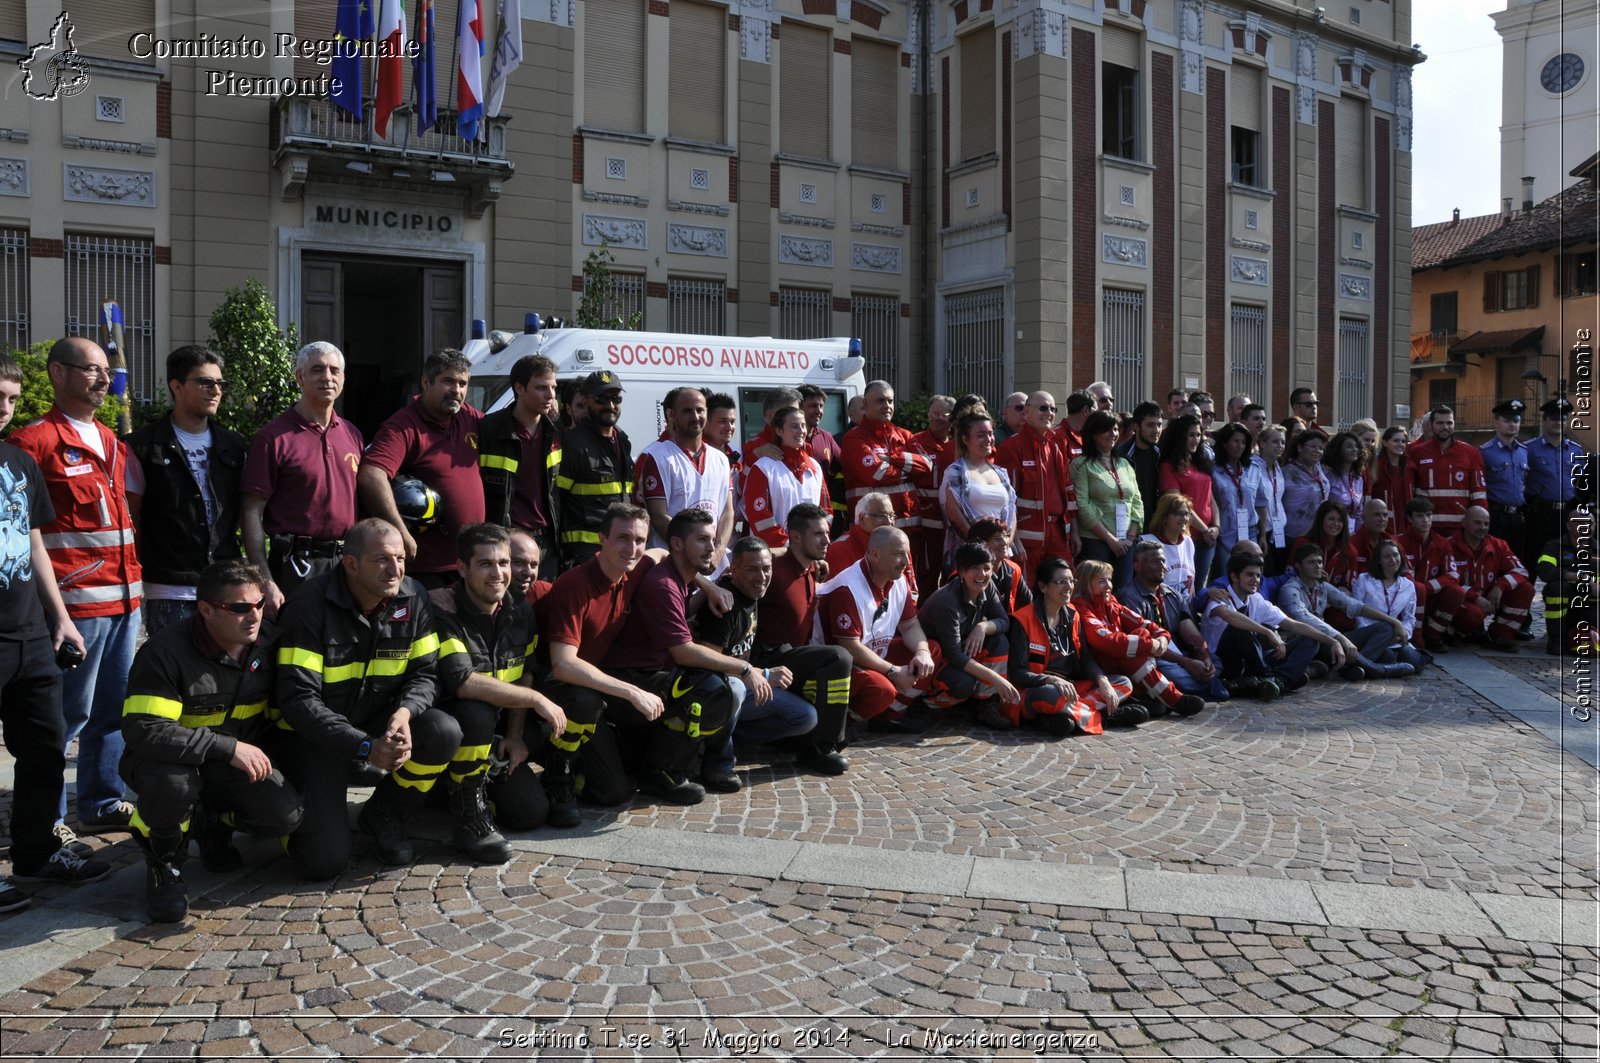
[[852, 222, 905, 237], [668, 223, 728, 257], [531, 0, 575, 26], [869, 193, 887, 213], [0, 158, 28, 197], [851, 242, 902, 273], [1014, 5, 1067, 62], [739, 0, 774, 64], [582, 214, 646, 249], [63, 164, 154, 206], [1231, 237, 1271, 252], [1119, 185, 1135, 207], [1340, 273, 1372, 300], [778, 235, 833, 267], [1179, 0, 1205, 95], [778, 212, 833, 229], [1244, 209, 1259, 230], [583, 190, 650, 207], [1394, 68, 1413, 153], [1103, 235, 1148, 268], [1296, 34, 1317, 125], [1231, 255, 1269, 286]]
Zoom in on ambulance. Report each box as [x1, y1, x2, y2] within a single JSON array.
[[461, 316, 869, 445]]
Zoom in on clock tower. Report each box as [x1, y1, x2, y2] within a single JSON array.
[[1493, 0, 1599, 205]]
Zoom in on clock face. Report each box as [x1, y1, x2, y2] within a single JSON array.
[[1541, 52, 1584, 94]]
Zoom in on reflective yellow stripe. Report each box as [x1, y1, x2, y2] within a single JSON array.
[[124, 695, 183, 720], [411, 633, 440, 659], [561, 529, 602, 545], [279, 647, 325, 673], [368, 658, 407, 678], [234, 700, 266, 720], [325, 661, 366, 683], [453, 743, 494, 762], [179, 710, 227, 728], [392, 760, 448, 791], [546, 448, 561, 468], [1539, 554, 1559, 567], [526, 638, 539, 656], [492, 662, 525, 683], [439, 637, 469, 658], [480, 453, 519, 473], [557, 478, 630, 496]]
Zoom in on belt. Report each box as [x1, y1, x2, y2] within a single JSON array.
[[270, 534, 344, 558], [1487, 502, 1523, 515], [1528, 499, 1573, 511]]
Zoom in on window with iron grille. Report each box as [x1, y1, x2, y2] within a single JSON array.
[[585, 270, 645, 329], [64, 234, 154, 401], [851, 293, 899, 386], [667, 277, 726, 335], [1230, 303, 1267, 406], [1101, 287, 1146, 411], [778, 286, 831, 339], [944, 287, 1006, 405], [1335, 316, 1371, 429], [0, 227, 29, 354]]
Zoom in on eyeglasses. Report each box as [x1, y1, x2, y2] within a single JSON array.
[[1033, 404, 1056, 413], [1296, 399, 1320, 407], [187, 377, 228, 392], [1012, 403, 1026, 411], [208, 598, 266, 615], [590, 393, 623, 405], [59, 361, 111, 380]]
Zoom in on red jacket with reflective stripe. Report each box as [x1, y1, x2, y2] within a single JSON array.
[[841, 419, 932, 528], [994, 425, 1076, 546], [907, 429, 956, 531], [1407, 439, 1486, 531], [1443, 532, 1529, 597], [9, 408, 142, 618], [1075, 592, 1167, 661]]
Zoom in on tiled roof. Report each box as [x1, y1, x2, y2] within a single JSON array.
[[1411, 211, 1505, 270], [1425, 179, 1600, 271]]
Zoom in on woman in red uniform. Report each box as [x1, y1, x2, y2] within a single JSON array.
[[1003, 557, 1133, 734], [1073, 560, 1207, 721]]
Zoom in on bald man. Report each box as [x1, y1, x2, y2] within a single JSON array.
[[1434, 506, 1535, 650], [994, 391, 1076, 580], [840, 382, 933, 568]]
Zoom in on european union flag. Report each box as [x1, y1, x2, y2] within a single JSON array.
[[331, 0, 374, 120], [413, 0, 437, 134]]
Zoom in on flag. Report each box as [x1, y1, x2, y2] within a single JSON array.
[[413, 0, 437, 134], [374, 0, 408, 136], [455, 0, 486, 141], [485, 0, 521, 119], [99, 302, 131, 435], [331, 0, 375, 120]]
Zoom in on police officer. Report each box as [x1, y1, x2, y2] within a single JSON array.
[[274, 518, 460, 878], [120, 560, 304, 922], [1525, 397, 1589, 570], [555, 371, 634, 570], [1479, 399, 1528, 552], [430, 523, 568, 848]]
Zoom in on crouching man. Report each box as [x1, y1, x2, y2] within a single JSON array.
[[431, 523, 569, 859], [120, 560, 304, 922], [274, 518, 459, 878]]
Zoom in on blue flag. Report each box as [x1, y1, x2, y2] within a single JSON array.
[[413, 0, 437, 134], [331, 0, 374, 119]]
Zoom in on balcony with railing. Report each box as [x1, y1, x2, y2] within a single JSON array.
[[272, 98, 513, 217]]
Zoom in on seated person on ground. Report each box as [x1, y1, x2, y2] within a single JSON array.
[[1004, 557, 1131, 735], [1200, 553, 1323, 700], [916, 542, 1022, 724]]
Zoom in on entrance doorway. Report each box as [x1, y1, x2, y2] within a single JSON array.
[[300, 253, 464, 439]]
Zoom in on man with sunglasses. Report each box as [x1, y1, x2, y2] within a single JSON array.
[[126, 346, 248, 636], [11, 337, 143, 837], [119, 560, 303, 922], [554, 371, 635, 571]]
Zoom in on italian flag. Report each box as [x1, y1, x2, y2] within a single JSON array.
[[374, 0, 408, 137]]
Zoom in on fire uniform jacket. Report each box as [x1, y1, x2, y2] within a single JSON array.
[[841, 419, 933, 529], [122, 617, 276, 765], [1407, 438, 1487, 534], [274, 568, 440, 754], [432, 582, 541, 696], [9, 408, 142, 617], [477, 406, 562, 533], [554, 421, 634, 561], [125, 414, 248, 586]]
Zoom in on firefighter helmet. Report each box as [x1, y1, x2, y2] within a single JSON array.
[[393, 477, 441, 535]]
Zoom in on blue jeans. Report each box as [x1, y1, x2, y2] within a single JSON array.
[[704, 677, 817, 776], [1155, 659, 1230, 701], [143, 598, 196, 636], [60, 608, 139, 821]]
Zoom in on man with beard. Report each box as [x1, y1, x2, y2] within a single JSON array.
[[1408, 406, 1487, 537], [636, 387, 734, 563], [360, 349, 486, 587], [554, 371, 634, 570]]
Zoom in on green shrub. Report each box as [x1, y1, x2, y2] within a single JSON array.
[[1, 340, 121, 436], [209, 277, 299, 438]]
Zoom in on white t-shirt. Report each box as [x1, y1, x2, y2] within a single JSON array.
[[1202, 585, 1287, 654], [63, 413, 105, 460]]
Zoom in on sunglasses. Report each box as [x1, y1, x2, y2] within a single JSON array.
[[873, 599, 890, 622], [208, 598, 265, 614], [187, 377, 228, 392], [590, 393, 623, 405]]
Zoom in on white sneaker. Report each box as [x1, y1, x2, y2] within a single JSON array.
[[53, 822, 93, 856]]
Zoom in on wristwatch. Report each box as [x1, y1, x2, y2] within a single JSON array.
[[356, 738, 373, 762]]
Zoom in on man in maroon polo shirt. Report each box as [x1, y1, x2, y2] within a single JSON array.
[[241, 341, 365, 616], [359, 349, 486, 588], [752, 502, 851, 774]]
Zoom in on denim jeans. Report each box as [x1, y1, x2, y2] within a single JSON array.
[[704, 676, 817, 776], [59, 608, 140, 821], [143, 598, 196, 637]]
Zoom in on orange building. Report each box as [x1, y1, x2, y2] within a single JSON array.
[[1410, 156, 1598, 451]]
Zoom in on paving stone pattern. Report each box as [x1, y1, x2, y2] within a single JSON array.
[[1, 856, 1595, 1060]]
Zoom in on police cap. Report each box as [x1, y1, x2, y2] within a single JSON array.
[[1490, 399, 1525, 419]]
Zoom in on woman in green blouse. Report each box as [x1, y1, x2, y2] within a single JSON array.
[[1070, 410, 1144, 575]]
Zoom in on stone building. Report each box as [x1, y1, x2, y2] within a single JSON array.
[[0, 0, 1418, 436]]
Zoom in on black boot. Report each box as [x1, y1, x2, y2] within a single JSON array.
[[449, 777, 512, 865], [139, 828, 189, 924], [542, 759, 582, 829], [190, 802, 241, 873], [357, 787, 414, 865]]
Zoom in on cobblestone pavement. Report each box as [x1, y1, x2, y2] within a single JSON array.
[[1, 856, 1595, 1060], [0, 648, 1595, 1059]]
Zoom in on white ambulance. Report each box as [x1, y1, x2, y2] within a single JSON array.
[[461, 318, 868, 445]]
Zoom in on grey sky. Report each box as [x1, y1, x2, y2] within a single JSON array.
[[1411, 0, 1505, 225]]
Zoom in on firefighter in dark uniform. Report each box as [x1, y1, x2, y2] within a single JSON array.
[[120, 560, 304, 922], [555, 371, 634, 571], [431, 523, 568, 851], [1537, 506, 1596, 657], [273, 518, 459, 879], [478, 353, 563, 580]]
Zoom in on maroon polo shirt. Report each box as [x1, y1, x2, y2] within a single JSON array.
[[363, 399, 486, 573], [241, 406, 365, 540], [604, 559, 695, 673], [538, 555, 656, 668], [508, 418, 554, 531], [757, 548, 819, 647]]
